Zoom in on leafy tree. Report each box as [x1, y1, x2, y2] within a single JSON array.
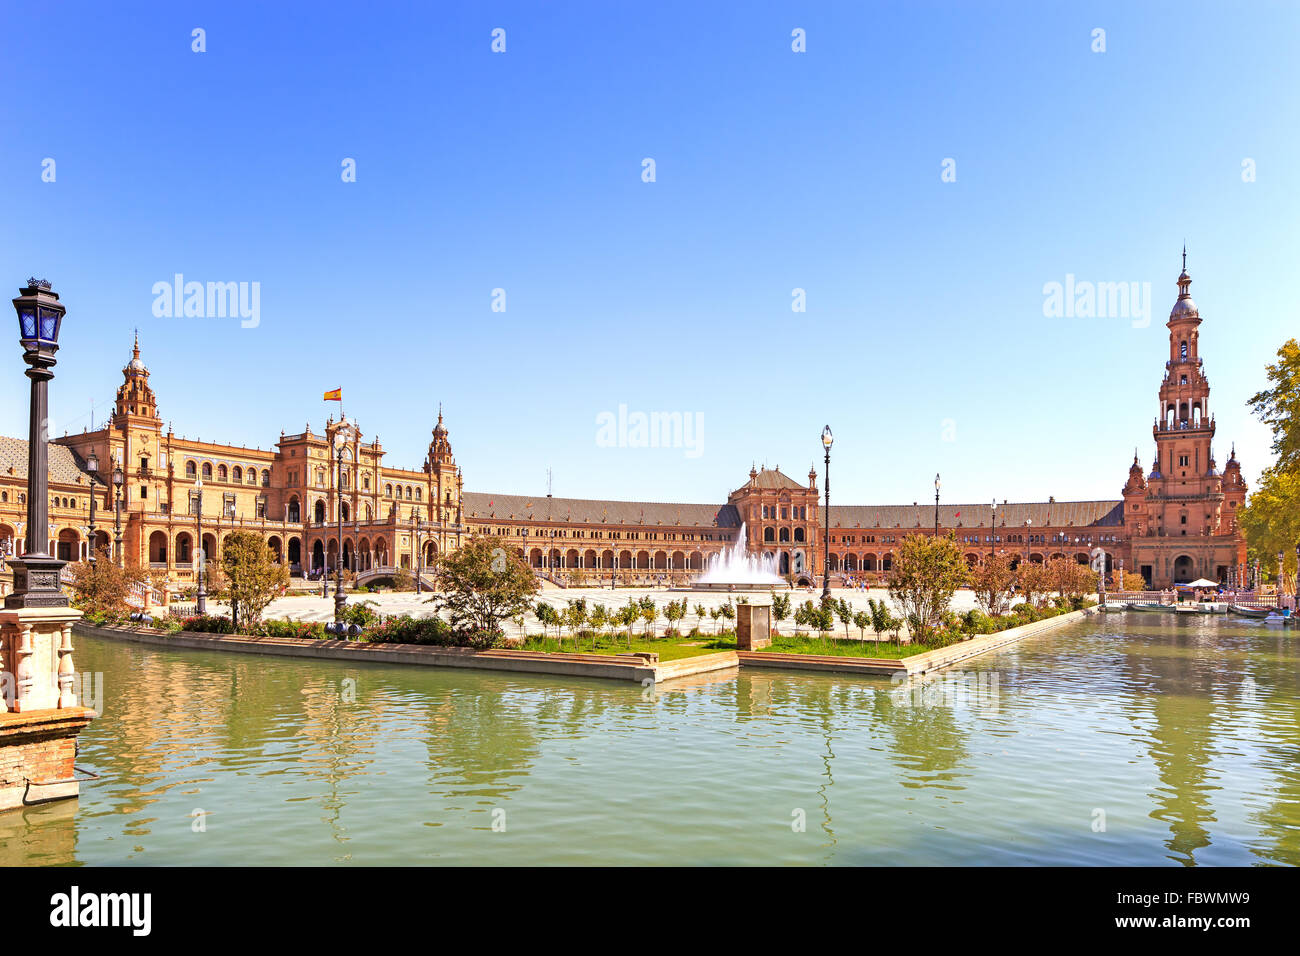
[[534, 601, 557, 644], [564, 598, 588, 648], [663, 597, 686, 636], [1014, 561, 1051, 609], [221, 530, 289, 630], [867, 598, 890, 642], [68, 560, 150, 616], [1248, 338, 1300, 474], [429, 534, 539, 640], [770, 591, 791, 634], [1241, 466, 1300, 582], [709, 606, 722, 635], [589, 603, 608, 646], [887, 533, 968, 643], [639, 596, 658, 639], [719, 600, 736, 631], [970, 552, 1015, 616], [835, 598, 853, 638], [852, 609, 871, 641], [694, 603, 708, 631]]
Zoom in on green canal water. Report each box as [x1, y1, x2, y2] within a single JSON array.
[[2, 615, 1299, 865]]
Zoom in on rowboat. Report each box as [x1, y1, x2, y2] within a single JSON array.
[[1126, 602, 1175, 612], [1174, 604, 1213, 615], [1228, 604, 1271, 619]]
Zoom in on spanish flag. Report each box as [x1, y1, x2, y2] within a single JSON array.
[[323, 388, 342, 402]]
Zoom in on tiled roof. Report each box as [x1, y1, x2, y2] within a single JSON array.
[[828, 500, 1123, 529], [463, 492, 741, 529], [748, 468, 807, 491], [0, 436, 95, 485], [464, 488, 1122, 532]]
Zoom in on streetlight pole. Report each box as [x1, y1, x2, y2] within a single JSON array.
[[1024, 518, 1031, 565], [6, 278, 69, 609], [194, 477, 206, 615], [331, 420, 355, 632], [112, 459, 124, 568], [989, 499, 996, 562], [934, 473, 941, 537], [86, 451, 99, 567], [414, 515, 423, 595], [821, 425, 833, 602]]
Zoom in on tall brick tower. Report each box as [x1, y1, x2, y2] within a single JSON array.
[[1124, 252, 1247, 586]]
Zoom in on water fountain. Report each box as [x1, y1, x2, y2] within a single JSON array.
[[687, 523, 785, 591]]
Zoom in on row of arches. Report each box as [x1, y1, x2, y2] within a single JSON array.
[[184, 460, 270, 486]]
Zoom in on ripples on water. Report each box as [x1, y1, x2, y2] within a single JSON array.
[[1, 615, 1298, 866]]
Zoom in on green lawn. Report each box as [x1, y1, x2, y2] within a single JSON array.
[[707, 632, 932, 659], [520, 631, 732, 662], [520, 628, 933, 660]]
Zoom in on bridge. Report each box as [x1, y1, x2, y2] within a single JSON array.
[[353, 565, 437, 590]]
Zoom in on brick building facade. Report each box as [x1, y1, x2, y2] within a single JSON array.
[[0, 261, 1247, 591]]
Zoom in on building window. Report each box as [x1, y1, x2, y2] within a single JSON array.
[[140, 486, 148, 499], [186, 460, 197, 479]]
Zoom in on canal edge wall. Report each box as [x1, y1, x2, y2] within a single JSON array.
[[73, 623, 738, 685]]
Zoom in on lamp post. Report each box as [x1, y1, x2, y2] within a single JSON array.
[[1024, 518, 1032, 565], [413, 515, 423, 595], [6, 279, 70, 609], [934, 473, 941, 537], [989, 499, 996, 562], [86, 451, 99, 566], [331, 421, 356, 631], [821, 425, 833, 602], [194, 477, 206, 615], [112, 459, 124, 568], [1279, 551, 1286, 596]]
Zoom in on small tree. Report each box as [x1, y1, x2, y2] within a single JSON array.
[[429, 534, 539, 643], [770, 591, 791, 635], [835, 598, 853, 639], [719, 600, 736, 633], [709, 606, 722, 635], [68, 560, 149, 617], [221, 530, 289, 631], [663, 598, 686, 637], [694, 603, 708, 633], [868, 597, 890, 642], [535, 601, 557, 645], [1015, 560, 1051, 609], [564, 598, 588, 649], [853, 609, 871, 641], [589, 603, 608, 647], [640, 596, 658, 640], [887, 533, 969, 643], [971, 552, 1015, 617]]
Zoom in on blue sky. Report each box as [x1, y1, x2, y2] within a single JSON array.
[[2, 1, 1297, 507]]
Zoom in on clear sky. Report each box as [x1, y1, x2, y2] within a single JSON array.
[[2, 1, 1296, 508]]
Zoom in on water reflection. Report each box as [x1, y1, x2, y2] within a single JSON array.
[[1, 615, 1297, 865]]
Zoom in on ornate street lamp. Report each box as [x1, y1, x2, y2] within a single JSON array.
[[821, 425, 833, 601], [194, 477, 207, 614], [86, 450, 99, 566], [329, 420, 357, 634], [934, 473, 941, 536], [6, 278, 69, 609], [1024, 518, 1032, 564], [112, 458, 124, 567], [989, 499, 996, 562]]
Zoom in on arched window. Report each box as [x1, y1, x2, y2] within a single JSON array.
[[1180, 340, 1188, 360], [415, 488, 422, 501], [233, 466, 243, 483], [386, 484, 393, 497], [202, 462, 213, 480], [288, 498, 300, 523], [247, 469, 257, 484], [314, 500, 326, 523], [218, 465, 228, 482], [261, 470, 270, 487], [186, 460, 197, 479]]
